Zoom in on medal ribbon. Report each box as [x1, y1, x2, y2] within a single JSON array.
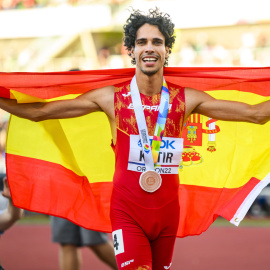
[[130, 76, 169, 171], [152, 81, 169, 164]]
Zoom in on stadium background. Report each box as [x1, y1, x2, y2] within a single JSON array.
[[0, 0, 270, 269]]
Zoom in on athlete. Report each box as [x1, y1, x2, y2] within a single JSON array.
[[0, 8, 270, 270]]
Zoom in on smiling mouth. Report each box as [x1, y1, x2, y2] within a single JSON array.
[[142, 57, 158, 63]]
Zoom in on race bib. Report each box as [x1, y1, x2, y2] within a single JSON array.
[[128, 135, 183, 174]]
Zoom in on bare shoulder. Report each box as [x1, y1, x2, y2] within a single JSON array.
[[185, 87, 212, 100], [82, 85, 115, 100], [184, 87, 214, 119], [82, 85, 115, 119]]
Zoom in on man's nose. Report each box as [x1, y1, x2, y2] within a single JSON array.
[[145, 41, 154, 53]]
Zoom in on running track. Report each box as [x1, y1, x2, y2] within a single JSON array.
[[1, 223, 270, 270]]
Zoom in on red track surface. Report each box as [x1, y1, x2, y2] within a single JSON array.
[[1, 224, 270, 270]]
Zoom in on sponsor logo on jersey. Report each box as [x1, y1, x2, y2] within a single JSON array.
[[121, 259, 134, 268], [128, 103, 172, 111]]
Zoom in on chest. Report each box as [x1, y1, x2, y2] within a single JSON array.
[[114, 83, 185, 138]]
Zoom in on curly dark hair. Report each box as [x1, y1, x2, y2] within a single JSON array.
[[123, 8, 176, 66]]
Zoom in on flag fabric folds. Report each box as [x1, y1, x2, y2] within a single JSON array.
[[1, 67, 270, 237]]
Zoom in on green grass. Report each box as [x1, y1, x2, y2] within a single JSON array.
[[213, 216, 270, 227], [18, 214, 50, 225]]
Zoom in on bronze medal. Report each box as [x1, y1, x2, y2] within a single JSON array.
[[139, 170, 162, 193]]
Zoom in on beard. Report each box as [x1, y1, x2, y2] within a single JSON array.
[[139, 66, 160, 76]]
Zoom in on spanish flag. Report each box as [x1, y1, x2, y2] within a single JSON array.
[[1, 67, 270, 237]]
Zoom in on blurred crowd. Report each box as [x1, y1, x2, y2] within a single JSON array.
[[176, 32, 270, 67], [0, 0, 125, 10], [0, 0, 43, 9], [97, 31, 270, 68], [1, 30, 270, 73], [0, 0, 71, 9]]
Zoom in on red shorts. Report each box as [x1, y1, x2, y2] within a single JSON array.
[[110, 190, 180, 270]]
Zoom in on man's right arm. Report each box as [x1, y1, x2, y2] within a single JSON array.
[[0, 86, 114, 122]]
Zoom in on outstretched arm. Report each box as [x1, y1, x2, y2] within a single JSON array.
[[0, 86, 115, 122], [185, 88, 270, 124], [0, 177, 23, 231]]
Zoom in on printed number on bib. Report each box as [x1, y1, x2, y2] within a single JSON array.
[[128, 135, 183, 174], [112, 229, 124, 256]]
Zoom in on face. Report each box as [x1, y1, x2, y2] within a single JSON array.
[[130, 23, 169, 76]]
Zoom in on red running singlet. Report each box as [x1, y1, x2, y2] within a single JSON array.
[[111, 80, 185, 270]]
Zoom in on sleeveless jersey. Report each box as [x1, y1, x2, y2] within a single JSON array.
[[113, 80, 185, 208]]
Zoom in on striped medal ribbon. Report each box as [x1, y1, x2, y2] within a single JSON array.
[[130, 76, 169, 192]]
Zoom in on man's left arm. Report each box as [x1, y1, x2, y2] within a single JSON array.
[[185, 87, 270, 124]]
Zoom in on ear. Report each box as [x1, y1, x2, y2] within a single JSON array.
[[165, 46, 170, 59], [130, 47, 135, 59]]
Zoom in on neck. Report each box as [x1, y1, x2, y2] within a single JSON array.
[[135, 68, 164, 96]]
